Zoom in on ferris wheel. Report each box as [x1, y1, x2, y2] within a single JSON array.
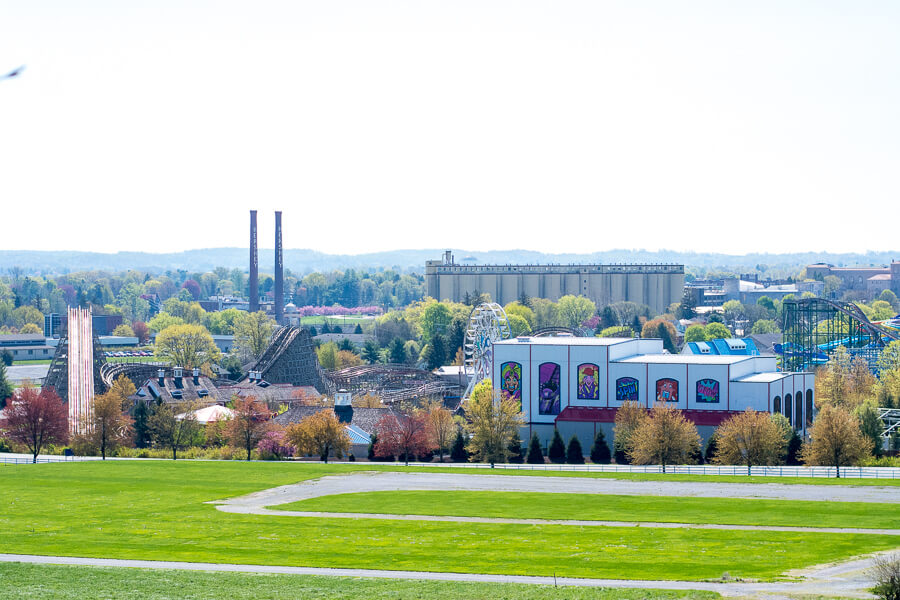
[[463, 302, 511, 398]]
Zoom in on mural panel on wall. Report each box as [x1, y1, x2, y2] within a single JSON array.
[[538, 362, 561, 415], [696, 379, 720, 403], [577, 363, 600, 400], [500, 361, 522, 407], [615, 377, 639, 402], [656, 378, 678, 404]]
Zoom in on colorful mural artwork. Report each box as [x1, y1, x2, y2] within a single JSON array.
[[696, 378, 720, 403], [656, 378, 678, 404], [538, 362, 561, 415], [616, 377, 639, 402], [577, 363, 600, 400], [500, 361, 522, 405]]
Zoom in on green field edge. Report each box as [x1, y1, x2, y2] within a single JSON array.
[[0, 562, 721, 600]]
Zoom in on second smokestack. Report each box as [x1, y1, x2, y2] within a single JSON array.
[[249, 210, 259, 313]]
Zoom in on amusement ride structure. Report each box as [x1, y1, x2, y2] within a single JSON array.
[[462, 302, 511, 398]]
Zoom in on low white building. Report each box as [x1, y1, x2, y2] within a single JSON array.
[[491, 336, 813, 453]]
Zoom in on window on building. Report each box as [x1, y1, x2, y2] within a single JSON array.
[[806, 390, 814, 427], [795, 393, 803, 430], [784, 393, 793, 422], [774, 396, 781, 413]]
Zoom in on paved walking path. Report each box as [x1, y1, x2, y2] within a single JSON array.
[[213, 471, 900, 515], [0, 552, 889, 598]]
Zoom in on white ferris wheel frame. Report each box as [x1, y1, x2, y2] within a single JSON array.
[[463, 302, 511, 398]]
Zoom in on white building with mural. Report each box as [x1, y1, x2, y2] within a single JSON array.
[[491, 336, 813, 453]]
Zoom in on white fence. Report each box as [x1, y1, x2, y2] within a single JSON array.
[[403, 461, 900, 479]]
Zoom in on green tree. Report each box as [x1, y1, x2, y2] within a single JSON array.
[[526, 432, 544, 464], [0, 362, 13, 410], [548, 428, 566, 464], [147, 312, 185, 334], [507, 430, 525, 463], [750, 319, 779, 334], [420, 302, 452, 343], [597, 325, 633, 338], [154, 324, 221, 369], [656, 320, 677, 353], [589, 429, 611, 464], [233, 311, 276, 361], [361, 339, 381, 364], [878, 289, 900, 312], [557, 295, 596, 329], [506, 313, 532, 337], [388, 338, 407, 364], [316, 342, 339, 370], [504, 301, 535, 329], [704, 322, 732, 340], [148, 402, 201, 460], [112, 324, 135, 337], [450, 428, 468, 462], [684, 324, 707, 342], [566, 435, 584, 464], [757, 296, 776, 312], [422, 333, 447, 369], [823, 275, 842, 298], [855, 400, 885, 457], [132, 400, 152, 449]]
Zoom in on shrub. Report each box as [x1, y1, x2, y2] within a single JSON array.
[[1, 350, 12, 366], [548, 429, 566, 464], [566, 435, 584, 464], [0, 438, 12, 453], [526, 432, 544, 464], [348, 452, 355, 462], [589, 430, 611, 464], [869, 552, 900, 600]]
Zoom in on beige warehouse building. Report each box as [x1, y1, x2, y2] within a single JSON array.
[[425, 252, 684, 315]]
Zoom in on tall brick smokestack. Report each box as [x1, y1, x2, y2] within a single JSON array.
[[249, 210, 258, 313], [275, 210, 284, 325]]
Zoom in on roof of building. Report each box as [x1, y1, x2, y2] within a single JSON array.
[[345, 425, 372, 445], [732, 372, 792, 383], [681, 338, 761, 356], [274, 405, 392, 433], [615, 354, 754, 365], [177, 404, 235, 424], [747, 333, 781, 354], [0, 334, 46, 345], [133, 372, 222, 404], [495, 336, 634, 347], [869, 274, 892, 281]]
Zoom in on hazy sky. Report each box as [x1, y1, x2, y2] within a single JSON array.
[[1, 1, 897, 256]]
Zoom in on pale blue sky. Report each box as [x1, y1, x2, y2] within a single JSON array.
[[1, 1, 897, 255]]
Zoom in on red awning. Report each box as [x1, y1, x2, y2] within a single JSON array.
[[555, 406, 741, 427]]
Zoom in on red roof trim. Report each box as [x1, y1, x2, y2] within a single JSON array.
[[555, 406, 742, 427]]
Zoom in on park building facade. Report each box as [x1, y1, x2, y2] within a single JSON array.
[[491, 336, 813, 454], [425, 252, 684, 315]]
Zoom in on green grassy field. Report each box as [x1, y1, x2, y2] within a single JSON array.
[[274, 490, 900, 529], [10, 359, 52, 365], [0, 462, 897, 582], [0, 563, 720, 600]]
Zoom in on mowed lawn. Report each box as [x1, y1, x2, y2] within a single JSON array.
[[0, 563, 720, 600], [0, 462, 898, 582], [275, 490, 900, 529]]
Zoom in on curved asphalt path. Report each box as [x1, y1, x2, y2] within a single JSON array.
[[210, 471, 900, 536]]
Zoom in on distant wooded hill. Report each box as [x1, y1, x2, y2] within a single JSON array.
[[1, 248, 897, 276]]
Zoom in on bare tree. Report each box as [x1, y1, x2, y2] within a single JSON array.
[[628, 402, 700, 473], [90, 391, 133, 460], [713, 409, 786, 475], [801, 403, 871, 478], [225, 396, 271, 460], [149, 402, 200, 460], [424, 400, 456, 462], [869, 552, 900, 600]]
